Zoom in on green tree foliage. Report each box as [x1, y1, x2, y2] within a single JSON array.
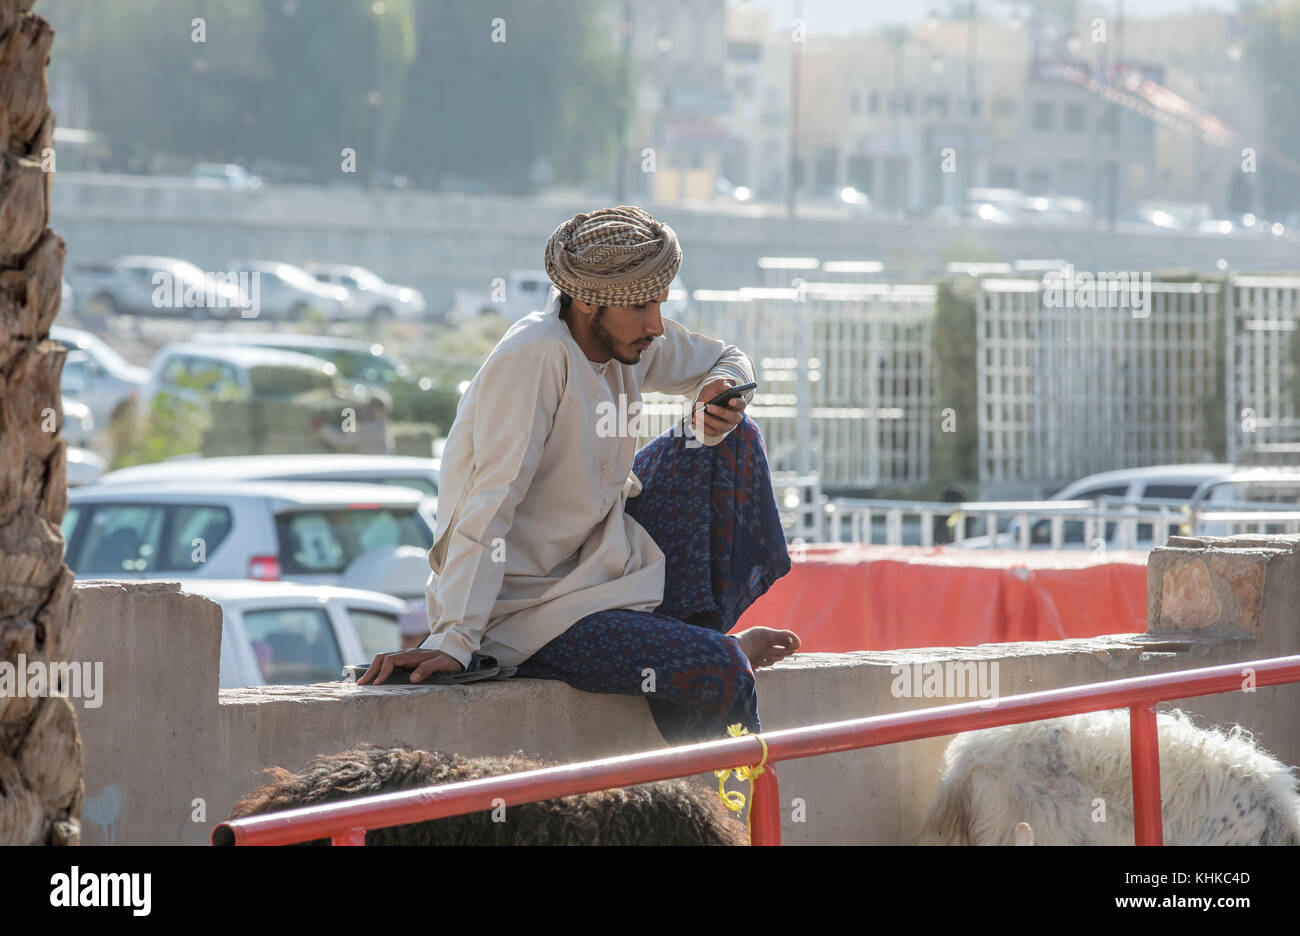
[[392, 0, 623, 193], [930, 278, 979, 490], [108, 383, 210, 470], [389, 314, 512, 430], [45, 0, 618, 192], [47, 0, 267, 169], [253, 0, 415, 178], [1243, 1, 1300, 215]]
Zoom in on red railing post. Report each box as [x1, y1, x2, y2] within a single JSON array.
[[749, 762, 782, 845], [1129, 702, 1163, 846], [332, 826, 367, 846]]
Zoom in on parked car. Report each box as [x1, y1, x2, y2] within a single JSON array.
[[965, 187, 1025, 223], [70, 255, 248, 319], [302, 263, 427, 322], [1196, 218, 1238, 236], [61, 396, 95, 448], [971, 202, 1018, 225], [52, 325, 150, 426], [176, 579, 404, 688], [450, 271, 690, 323], [450, 269, 552, 323], [1187, 468, 1300, 537], [141, 343, 337, 412], [956, 464, 1236, 550], [189, 332, 407, 392], [191, 162, 262, 190], [63, 480, 435, 628], [66, 447, 107, 487], [1020, 196, 1093, 227], [1115, 205, 1192, 234], [226, 260, 354, 321], [99, 453, 439, 498]]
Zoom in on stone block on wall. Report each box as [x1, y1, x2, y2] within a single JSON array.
[[1148, 534, 1300, 641]]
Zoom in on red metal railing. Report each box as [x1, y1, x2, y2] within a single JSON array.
[[212, 654, 1300, 847]]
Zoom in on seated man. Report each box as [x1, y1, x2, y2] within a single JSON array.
[[360, 205, 799, 743]]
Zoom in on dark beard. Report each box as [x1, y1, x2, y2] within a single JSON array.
[[593, 307, 643, 365]]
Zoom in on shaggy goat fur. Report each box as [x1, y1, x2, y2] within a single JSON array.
[[227, 744, 747, 845], [921, 709, 1300, 845]]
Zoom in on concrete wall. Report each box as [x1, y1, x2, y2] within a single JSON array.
[[51, 174, 1300, 313], [69, 532, 1300, 845]]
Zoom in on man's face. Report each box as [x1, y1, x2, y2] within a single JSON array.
[[588, 290, 669, 365]]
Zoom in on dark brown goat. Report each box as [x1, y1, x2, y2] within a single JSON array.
[[227, 744, 747, 845]]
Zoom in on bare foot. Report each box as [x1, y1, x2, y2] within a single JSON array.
[[735, 626, 801, 668]]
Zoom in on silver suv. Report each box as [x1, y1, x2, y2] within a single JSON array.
[[64, 480, 435, 633]]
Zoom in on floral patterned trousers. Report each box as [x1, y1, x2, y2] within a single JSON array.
[[515, 414, 791, 744]]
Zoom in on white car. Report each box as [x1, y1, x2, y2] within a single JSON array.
[[176, 579, 403, 688], [303, 263, 427, 322], [99, 453, 439, 499], [957, 464, 1236, 550], [63, 480, 435, 630], [1186, 468, 1300, 537], [227, 260, 354, 321], [53, 325, 150, 426], [189, 332, 408, 392], [61, 396, 95, 448], [66, 447, 107, 487], [141, 343, 337, 412], [449, 269, 552, 323], [72, 255, 249, 320], [191, 162, 262, 190], [450, 271, 690, 323]]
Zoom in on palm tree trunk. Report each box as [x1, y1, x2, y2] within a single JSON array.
[[0, 0, 83, 846]]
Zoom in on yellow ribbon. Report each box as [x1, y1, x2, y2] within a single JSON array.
[[715, 724, 770, 838]]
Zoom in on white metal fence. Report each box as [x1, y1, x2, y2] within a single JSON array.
[[1226, 276, 1300, 464], [643, 271, 936, 492], [817, 495, 1300, 550], [638, 265, 1300, 543], [821, 497, 1185, 549], [978, 278, 1221, 493]]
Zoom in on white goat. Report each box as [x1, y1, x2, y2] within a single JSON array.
[[921, 708, 1300, 845]]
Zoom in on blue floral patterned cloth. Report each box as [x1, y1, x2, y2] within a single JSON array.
[[516, 414, 791, 743]]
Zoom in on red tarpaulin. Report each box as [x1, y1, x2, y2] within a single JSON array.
[[733, 544, 1148, 652]]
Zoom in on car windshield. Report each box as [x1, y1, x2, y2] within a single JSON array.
[[59, 330, 134, 374], [273, 264, 322, 290], [169, 261, 210, 284], [347, 607, 401, 660], [242, 606, 342, 684], [1205, 478, 1300, 508], [275, 507, 432, 574], [62, 353, 90, 393], [1140, 484, 1199, 501], [325, 350, 400, 384], [246, 362, 334, 395]]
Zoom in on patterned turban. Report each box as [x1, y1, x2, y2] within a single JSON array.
[[543, 205, 682, 307]]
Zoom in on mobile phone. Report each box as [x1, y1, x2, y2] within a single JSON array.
[[702, 381, 757, 409], [342, 663, 416, 684]]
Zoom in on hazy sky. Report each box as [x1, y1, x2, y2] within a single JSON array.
[[734, 0, 1241, 34]]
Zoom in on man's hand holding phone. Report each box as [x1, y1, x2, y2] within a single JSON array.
[[692, 378, 754, 441]]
